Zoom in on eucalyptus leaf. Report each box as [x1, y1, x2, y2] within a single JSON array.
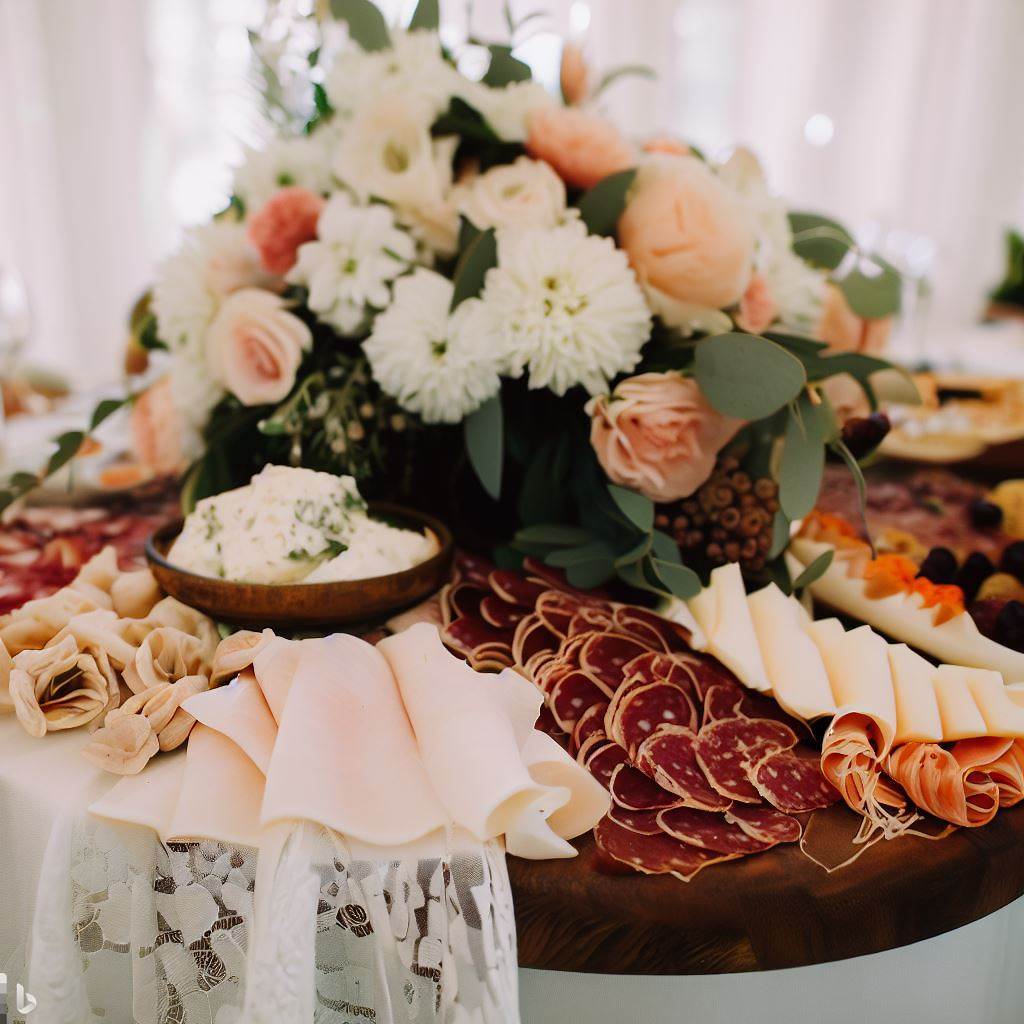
[[793, 548, 834, 590], [593, 63, 656, 98], [46, 431, 85, 476], [515, 523, 594, 547], [694, 333, 806, 420], [607, 484, 654, 532], [649, 558, 702, 600], [329, 0, 390, 51], [9, 471, 39, 493], [450, 227, 497, 310], [408, 0, 439, 30], [566, 557, 615, 590], [788, 211, 854, 270], [614, 535, 653, 567], [769, 509, 790, 559], [482, 45, 532, 87], [830, 438, 873, 552], [617, 561, 657, 593], [546, 540, 615, 568], [778, 395, 826, 520], [650, 530, 682, 564], [577, 168, 637, 237], [464, 393, 503, 500], [89, 397, 126, 431], [836, 258, 902, 318]]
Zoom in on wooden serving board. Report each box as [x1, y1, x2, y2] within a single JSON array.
[[508, 803, 1024, 974]]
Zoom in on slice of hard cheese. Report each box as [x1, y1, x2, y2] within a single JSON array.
[[747, 583, 835, 719], [806, 622, 897, 757], [687, 562, 771, 692], [932, 665, 988, 740], [963, 669, 1024, 740], [887, 644, 943, 744]]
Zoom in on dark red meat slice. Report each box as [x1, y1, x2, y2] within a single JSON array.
[[657, 806, 775, 855], [569, 607, 615, 635], [454, 552, 494, 588], [479, 595, 527, 630], [607, 682, 697, 756], [635, 726, 730, 812], [609, 763, 681, 811], [594, 816, 735, 881], [571, 701, 609, 752], [534, 703, 564, 740], [585, 742, 630, 789], [613, 605, 692, 652], [446, 581, 488, 620], [580, 632, 652, 692], [488, 570, 547, 609], [751, 748, 840, 813], [702, 682, 745, 725], [725, 804, 803, 844], [512, 614, 560, 668], [687, 653, 745, 702], [576, 732, 610, 766], [535, 590, 581, 637], [607, 806, 663, 835], [621, 651, 698, 697], [694, 717, 798, 804], [549, 670, 609, 732], [442, 618, 513, 659]]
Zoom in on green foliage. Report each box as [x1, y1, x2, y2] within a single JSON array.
[[836, 256, 902, 318], [607, 484, 654, 532], [788, 211, 855, 270], [792, 548, 834, 590], [990, 228, 1024, 308], [329, 0, 390, 51], [592, 64, 656, 99], [464, 394, 503, 501], [482, 45, 532, 86], [577, 169, 636, 237], [778, 394, 832, 521], [408, 0, 439, 30], [694, 333, 806, 419], [450, 227, 497, 310]]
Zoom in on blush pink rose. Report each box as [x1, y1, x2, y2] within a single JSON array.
[[642, 136, 691, 157], [526, 106, 635, 190], [247, 186, 325, 276], [206, 288, 312, 406], [559, 42, 592, 106], [586, 372, 743, 503], [130, 375, 185, 475], [816, 283, 893, 356], [735, 273, 778, 334], [618, 157, 754, 311]]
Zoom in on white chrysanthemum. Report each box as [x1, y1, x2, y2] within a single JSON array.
[[364, 268, 503, 424], [462, 79, 555, 142], [481, 222, 652, 396], [231, 133, 335, 212], [169, 352, 224, 461], [287, 193, 416, 335], [325, 30, 458, 121]]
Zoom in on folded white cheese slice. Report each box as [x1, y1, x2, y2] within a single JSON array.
[[806, 622, 897, 758], [657, 596, 708, 650], [790, 537, 1024, 683], [965, 670, 1024, 740], [932, 665, 989, 740], [686, 562, 771, 692], [747, 583, 835, 719], [887, 644, 943, 744]]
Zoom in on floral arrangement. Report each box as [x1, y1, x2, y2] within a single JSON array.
[[6, 0, 910, 600]]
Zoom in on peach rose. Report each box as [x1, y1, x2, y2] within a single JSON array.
[[618, 156, 754, 311], [206, 288, 312, 406], [586, 372, 743, 503], [131, 375, 185, 476], [526, 106, 635, 190], [735, 273, 778, 334], [559, 42, 592, 106], [247, 186, 325, 275], [816, 283, 892, 356], [642, 136, 691, 157]]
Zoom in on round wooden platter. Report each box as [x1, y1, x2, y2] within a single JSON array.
[[508, 802, 1024, 975]]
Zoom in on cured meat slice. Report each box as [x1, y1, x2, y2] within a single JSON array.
[[607, 682, 697, 756], [512, 614, 560, 669], [622, 651, 698, 696], [536, 659, 573, 696], [576, 731, 610, 766], [657, 806, 775, 855], [686, 653, 742, 702], [521, 557, 610, 603], [446, 581, 489, 620], [585, 742, 630, 789], [725, 804, 803, 845], [453, 552, 494, 588], [549, 670, 610, 732], [594, 816, 736, 882], [580, 632, 652, 692], [607, 806, 663, 835], [694, 717, 798, 804], [572, 701, 609, 752], [569, 607, 616, 635], [613, 605, 692, 652], [535, 590, 581, 638], [442, 618, 513, 660], [479, 595, 527, 630], [488, 570, 547, 609], [635, 726, 730, 812], [609, 763, 681, 811], [535, 703, 564, 740], [702, 682, 745, 725], [752, 748, 840, 813], [524, 649, 556, 681]]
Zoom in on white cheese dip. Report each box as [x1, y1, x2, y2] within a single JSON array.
[[168, 465, 438, 584]]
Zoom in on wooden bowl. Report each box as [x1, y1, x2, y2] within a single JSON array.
[[146, 502, 454, 630]]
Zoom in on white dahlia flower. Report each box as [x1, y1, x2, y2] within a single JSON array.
[[231, 133, 335, 212], [287, 193, 416, 336], [453, 156, 568, 232], [364, 268, 503, 424], [481, 222, 651, 396]]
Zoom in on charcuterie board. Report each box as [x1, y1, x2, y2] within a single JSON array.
[[509, 800, 1024, 974]]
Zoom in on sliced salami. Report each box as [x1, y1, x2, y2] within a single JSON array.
[[569, 607, 615, 635], [635, 726, 731, 812], [607, 682, 697, 756], [535, 703, 564, 740], [657, 805, 775, 855], [694, 717, 798, 804], [613, 605, 692, 652], [585, 742, 630, 789], [621, 651, 698, 697], [580, 633, 653, 692], [571, 701, 609, 752], [702, 682, 745, 725], [576, 731, 611, 766], [446, 581, 489, 620], [442, 616, 513, 660], [607, 806, 663, 836], [609, 763, 681, 811], [453, 552, 494, 588], [594, 816, 735, 882], [511, 613, 560, 669], [479, 594, 527, 630], [535, 590, 581, 638], [751, 748, 840, 813], [549, 670, 609, 732], [686, 653, 744, 702], [488, 570, 547, 609], [725, 804, 803, 844]]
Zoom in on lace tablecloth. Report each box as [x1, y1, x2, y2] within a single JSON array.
[[0, 722, 518, 1024]]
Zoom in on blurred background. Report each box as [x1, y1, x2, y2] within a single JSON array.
[[1, 0, 1023, 382]]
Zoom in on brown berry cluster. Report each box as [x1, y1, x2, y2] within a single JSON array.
[[654, 457, 780, 572]]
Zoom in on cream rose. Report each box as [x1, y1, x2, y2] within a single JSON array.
[[206, 288, 312, 406], [587, 372, 743, 503], [618, 156, 754, 311], [453, 157, 567, 231]]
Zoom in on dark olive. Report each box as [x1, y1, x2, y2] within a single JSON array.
[[968, 500, 1004, 530], [917, 547, 958, 585]]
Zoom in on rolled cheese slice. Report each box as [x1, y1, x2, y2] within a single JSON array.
[[807, 622, 897, 758], [686, 562, 771, 692], [888, 644, 943, 744], [747, 583, 835, 720], [790, 537, 1024, 683], [932, 665, 989, 740]]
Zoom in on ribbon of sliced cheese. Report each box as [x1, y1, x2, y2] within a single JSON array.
[[932, 666, 989, 740], [747, 583, 835, 719], [790, 537, 1024, 683], [961, 668, 1024, 740], [686, 562, 770, 692], [888, 644, 943, 744], [807, 622, 897, 758]]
